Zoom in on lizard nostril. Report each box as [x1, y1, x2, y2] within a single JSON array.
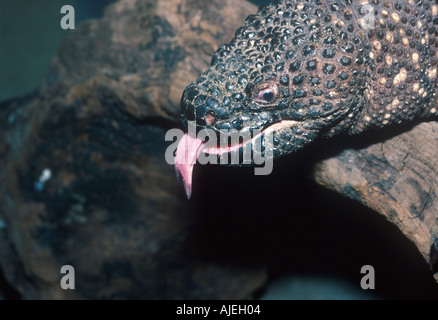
[[205, 112, 216, 126]]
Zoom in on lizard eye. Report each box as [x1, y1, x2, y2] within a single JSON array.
[[254, 83, 279, 105]]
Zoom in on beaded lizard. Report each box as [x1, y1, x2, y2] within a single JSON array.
[[174, 0, 438, 198]]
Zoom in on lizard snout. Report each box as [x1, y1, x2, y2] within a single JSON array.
[[181, 83, 232, 128]]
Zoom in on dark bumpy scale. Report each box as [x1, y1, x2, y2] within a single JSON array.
[[180, 0, 438, 160]]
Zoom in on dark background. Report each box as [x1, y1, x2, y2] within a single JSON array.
[[0, 0, 437, 300]]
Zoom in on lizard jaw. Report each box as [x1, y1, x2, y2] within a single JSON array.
[[174, 120, 299, 199]]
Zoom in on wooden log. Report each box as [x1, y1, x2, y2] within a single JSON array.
[[314, 121, 438, 283], [0, 0, 266, 299]]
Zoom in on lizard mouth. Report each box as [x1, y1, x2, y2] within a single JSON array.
[[174, 120, 299, 198]]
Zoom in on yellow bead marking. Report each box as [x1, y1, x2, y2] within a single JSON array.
[[385, 54, 393, 66], [385, 32, 393, 43], [373, 40, 381, 51], [413, 83, 420, 91], [393, 68, 407, 86], [412, 52, 419, 63], [428, 68, 437, 79]]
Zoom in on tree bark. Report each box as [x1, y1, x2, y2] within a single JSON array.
[[0, 0, 266, 299], [314, 121, 438, 283]]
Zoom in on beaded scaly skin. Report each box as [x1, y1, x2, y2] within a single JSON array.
[[179, 0, 438, 162]]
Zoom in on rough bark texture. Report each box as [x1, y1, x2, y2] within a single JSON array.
[[314, 121, 438, 283], [0, 0, 266, 299]]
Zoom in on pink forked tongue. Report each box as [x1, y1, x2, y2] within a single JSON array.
[[174, 133, 206, 199]]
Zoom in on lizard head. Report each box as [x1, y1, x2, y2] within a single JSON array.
[[175, 0, 369, 197]]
